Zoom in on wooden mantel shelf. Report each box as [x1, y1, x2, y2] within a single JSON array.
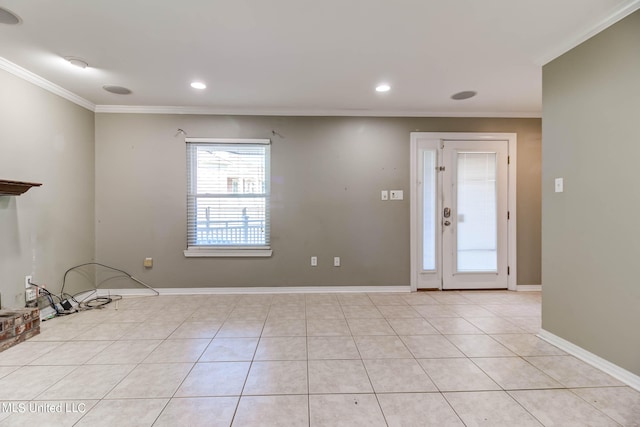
[[0, 180, 42, 196]]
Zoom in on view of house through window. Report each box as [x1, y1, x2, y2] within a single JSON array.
[[186, 139, 270, 249]]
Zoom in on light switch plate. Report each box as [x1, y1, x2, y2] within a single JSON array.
[[390, 190, 404, 200], [381, 190, 388, 201], [555, 178, 563, 193]]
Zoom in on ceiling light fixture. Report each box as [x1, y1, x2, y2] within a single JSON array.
[[64, 56, 89, 69], [451, 90, 477, 100], [0, 7, 21, 25], [375, 84, 391, 93], [191, 82, 206, 90], [103, 85, 132, 95]]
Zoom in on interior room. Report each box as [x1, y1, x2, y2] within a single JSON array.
[[0, 1, 638, 425]]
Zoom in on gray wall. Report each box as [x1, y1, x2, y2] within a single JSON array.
[[0, 69, 95, 307], [95, 114, 540, 288], [542, 10, 640, 375]]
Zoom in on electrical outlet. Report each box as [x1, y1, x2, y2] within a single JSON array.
[[25, 288, 37, 302], [333, 257, 341, 267], [311, 256, 318, 266], [25, 275, 32, 289]]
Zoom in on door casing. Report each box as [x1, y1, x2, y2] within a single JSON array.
[[409, 132, 517, 291]]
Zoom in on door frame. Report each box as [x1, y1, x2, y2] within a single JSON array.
[[409, 132, 517, 291]]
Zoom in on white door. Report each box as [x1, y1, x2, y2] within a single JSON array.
[[410, 133, 515, 290]]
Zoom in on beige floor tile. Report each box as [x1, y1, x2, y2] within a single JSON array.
[[491, 334, 566, 356], [188, 307, 233, 322], [267, 304, 306, 319], [72, 323, 135, 341], [86, 340, 161, 364], [216, 320, 265, 338], [525, 355, 624, 387], [233, 395, 309, 427], [307, 337, 360, 359], [472, 357, 563, 390], [447, 304, 498, 317], [175, 362, 250, 397], [243, 360, 308, 395], [419, 358, 500, 392], [123, 322, 181, 340], [271, 294, 306, 305], [354, 336, 413, 359], [412, 305, 459, 318], [0, 366, 17, 380], [428, 292, 473, 305], [228, 306, 269, 321], [0, 400, 98, 427], [168, 321, 222, 339], [446, 335, 516, 357], [29, 341, 113, 365], [199, 338, 258, 362], [154, 397, 238, 427], [369, 295, 408, 306], [37, 364, 135, 400], [378, 392, 465, 427], [571, 387, 640, 426], [261, 319, 306, 337], [305, 294, 339, 305], [0, 341, 63, 366], [483, 303, 540, 317], [306, 304, 345, 319], [306, 318, 351, 336], [387, 318, 439, 335], [0, 366, 73, 400], [445, 391, 543, 426], [309, 394, 386, 427], [509, 389, 620, 426], [106, 363, 193, 398], [347, 318, 395, 335], [465, 317, 526, 334], [428, 318, 484, 334], [507, 316, 541, 333], [29, 322, 95, 341], [341, 305, 384, 319], [254, 336, 307, 360], [401, 293, 440, 305], [75, 398, 168, 427], [308, 360, 372, 393], [400, 335, 465, 358], [337, 294, 374, 306], [364, 359, 437, 392], [377, 305, 421, 319], [143, 338, 210, 363]]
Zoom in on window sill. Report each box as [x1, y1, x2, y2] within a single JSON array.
[[184, 248, 273, 258]]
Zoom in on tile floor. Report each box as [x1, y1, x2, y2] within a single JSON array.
[[0, 290, 638, 426]]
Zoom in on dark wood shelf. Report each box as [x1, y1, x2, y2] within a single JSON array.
[[0, 180, 42, 196]]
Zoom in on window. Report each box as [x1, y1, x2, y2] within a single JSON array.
[[184, 138, 271, 257]]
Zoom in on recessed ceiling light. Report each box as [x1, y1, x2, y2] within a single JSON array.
[[0, 7, 21, 25], [375, 84, 391, 93], [451, 90, 477, 100], [191, 82, 206, 90], [64, 56, 89, 69], [103, 85, 132, 95]]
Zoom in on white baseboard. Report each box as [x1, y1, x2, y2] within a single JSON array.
[[517, 285, 542, 291], [538, 329, 640, 391], [81, 285, 411, 297]]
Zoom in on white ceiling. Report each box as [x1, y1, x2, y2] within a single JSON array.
[[0, 0, 637, 116]]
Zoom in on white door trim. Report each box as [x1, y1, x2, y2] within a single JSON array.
[[410, 132, 517, 291]]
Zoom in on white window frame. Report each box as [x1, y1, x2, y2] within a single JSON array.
[[183, 137, 272, 258]]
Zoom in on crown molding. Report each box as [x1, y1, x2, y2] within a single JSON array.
[[536, 0, 640, 65], [0, 57, 95, 111], [94, 104, 541, 118]]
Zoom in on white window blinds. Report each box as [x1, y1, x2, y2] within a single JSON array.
[[186, 138, 270, 250]]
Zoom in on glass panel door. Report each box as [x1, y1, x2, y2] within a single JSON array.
[[456, 152, 497, 272]]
